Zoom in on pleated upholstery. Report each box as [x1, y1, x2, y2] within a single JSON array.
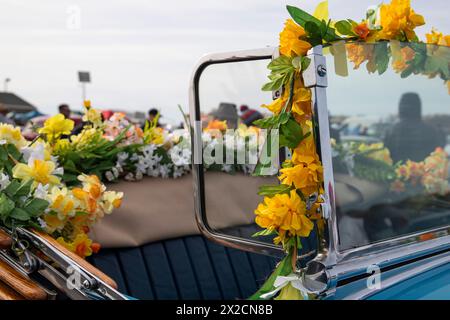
[[89, 224, 279, 300]]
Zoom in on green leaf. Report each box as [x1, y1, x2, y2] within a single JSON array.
[[4, 180, 21, 197], [15, 179, 33, 197], [258, 184, 293, 197], [335, 20, 353, 35], [279, 117, 305, 149], [24, 198, 49, 217], [248, 251, 294, 300], [374, 42, 390, 75], [10, 208, 31, 221], [0, 193, 15, 217], [252, 229, 276, 237], [301, 57, 311, 71]]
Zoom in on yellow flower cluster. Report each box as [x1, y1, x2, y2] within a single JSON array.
[[44, 174, 123, 258], [357, 143, 393, 166], [0, 124, 27, 149], [39, 114, 74, 143], [426, 28, 450, 47], [82, 100, 103, 128], [255, 190, 314, 245], [391, 148, 449, 195]]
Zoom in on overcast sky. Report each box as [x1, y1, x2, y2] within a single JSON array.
[[0, 0, 447, 124]]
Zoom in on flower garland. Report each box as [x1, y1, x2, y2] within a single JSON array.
[[250, 0, 449, 300]]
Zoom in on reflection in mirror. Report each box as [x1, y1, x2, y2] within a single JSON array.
[[326, 42, 450, 251], [198, 58, 280, 245], [198, 58, 320, 260]]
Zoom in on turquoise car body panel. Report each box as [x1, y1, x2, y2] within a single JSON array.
[[328, 253, 450, 300]]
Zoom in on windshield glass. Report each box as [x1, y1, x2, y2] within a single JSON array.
[[325, 41, 450, 250]]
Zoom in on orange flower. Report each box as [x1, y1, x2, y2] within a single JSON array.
[[392, 46, 415, 72], [354, 22, 370, 40]]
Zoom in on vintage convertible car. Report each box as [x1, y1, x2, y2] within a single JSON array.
[[86, 41, 450, 300], [0, 41, 448, 300]]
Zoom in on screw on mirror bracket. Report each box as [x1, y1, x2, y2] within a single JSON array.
[[317, 65, 327, 77]]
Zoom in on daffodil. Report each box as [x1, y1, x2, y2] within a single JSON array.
[[13, 158, 61, 186], [44, 214, 66, 233], [39, 114, 74, 142], [254, 190, 314, 245], [279, 19, 312, 57], [426, 28, 450, 46], [378, 0, 425, 41], [101, 191, 123, 214], [0, 124, 27, 148], [47, 186, 78, 220], [57, 233, 94, 258]]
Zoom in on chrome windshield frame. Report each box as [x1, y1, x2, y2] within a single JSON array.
[[309, 42, 450, 294], [189, 47, 285, 258]]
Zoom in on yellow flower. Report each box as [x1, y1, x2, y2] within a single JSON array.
[[39, 114, 74, 141], [262, 79, 311, 117], [254, 190, 314, 245], [57, 233, 93, 258], [205, 120, 227, 132], [84, 100, 91, 108], [279, 19, 312, 57], [44, 214, 66, 233], [47, 186, 77, 220], [378, 0, 425, 41], [53, 138, 71, 154], [13, 159, 61, 186], [358, 143, 393, 165], [275, 283, 305, 300], [426, 28, 450, 46], [144, 127, 165, 145], [0, 124, 27, 148], [82, 107, 103, 128], [101, 191, 123, 214], [279, 156, 323, 196], [346, 43, 376, 71]]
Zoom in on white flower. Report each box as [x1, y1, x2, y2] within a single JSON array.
[[124, 173, 135, 181], [260, 274, 311, 300], [135, 171, 143, 180], [105, 171, 115, 181], [21, 142, 47, 163], [37, 218, 47, 229], [0, 140, 7, 145], [0, 172, 10, 190], [34, 183, 49, 199]]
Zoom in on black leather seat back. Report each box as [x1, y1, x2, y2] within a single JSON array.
[[89, 225, 278, 300]]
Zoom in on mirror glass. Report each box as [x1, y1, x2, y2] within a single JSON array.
[[197, 58, 280, 246], [197, 56, 319, 261], [325, 42, 450, 251]]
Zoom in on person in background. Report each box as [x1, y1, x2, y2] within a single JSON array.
[[0, 104, 14, 125], [239, 105, 263, 126], [58, 104, 71, 119], [384, 92, 443, 162], [146, 108, 161, 127]]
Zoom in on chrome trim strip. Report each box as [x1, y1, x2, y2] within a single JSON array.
[[342, 251, 450, 300]]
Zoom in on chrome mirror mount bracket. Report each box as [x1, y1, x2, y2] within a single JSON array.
[[302, 45, 339, 294]]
